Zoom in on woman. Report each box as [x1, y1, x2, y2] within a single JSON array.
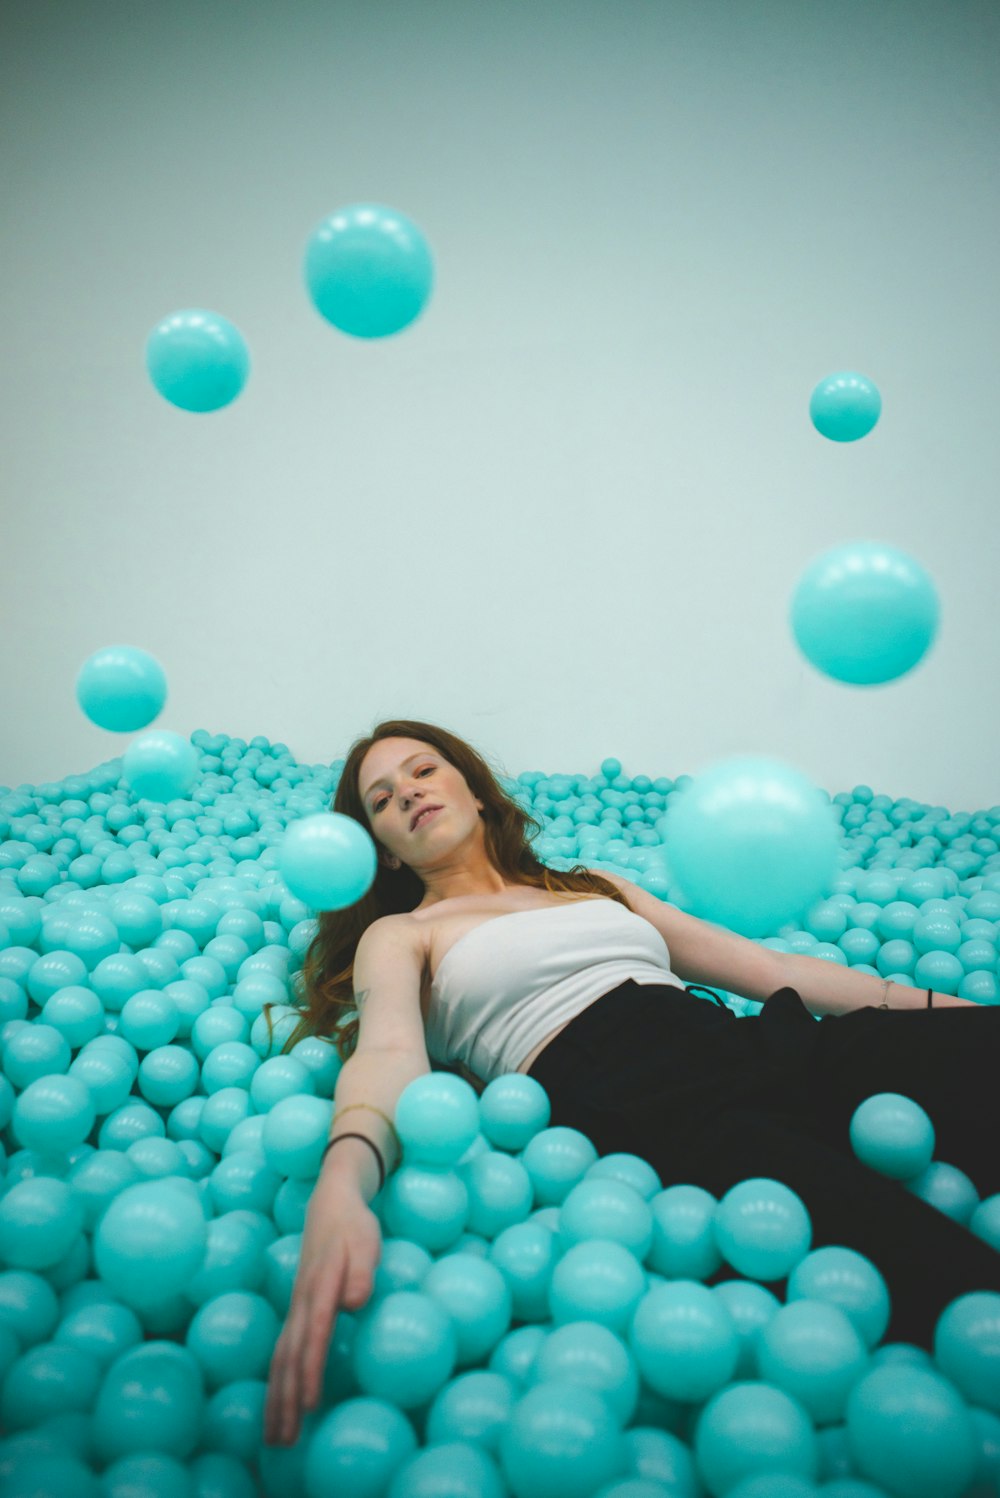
[[264, 718, 1000, 1447]]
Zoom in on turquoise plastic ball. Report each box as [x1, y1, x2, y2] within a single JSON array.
[[623, 1426, 702, 1494], [91, 1340, 205, 1463], [809, 371, 882, 442], [536, 1319, 640, 1427], [421, 1253, 513, 1368], [145, 308, 250, 412], [478, 1075, 551, 1152], [75, 645, 167, 733], [971, 1194, 1000, 1253], [647, 1185, 722, 1280], [138, 1045, 200, 1108], [93, 1181, 207, 1309], [459, 1149, 534, 1238], [382, 1165, 470, 1254], [714, 1279, 782, 1378], [0, 1269, 61, 1346], [0, 1340, 102, 1429], [849, 1093, 935, 1181], [548, 1238, 647, 1334], [352, 1290, 458, 1411], [499, 1380, 626, 1498], [907, 1161, 979, 1224], [934, 1291, 1000, 1413], [695, 1381, 819, 1495], [425, 1370, 516, 1453], [488, 1221, 559, 1323], [201, 1377, 268, 1464], [250, 1055, 315, 1112], [118, 989, 180, 1051], [756, 1298, 869, 1425], [121, 730, 199, 803], [791, 540, 939, 687], [396, 1073, 481, 1167], [279, 812, 377, 912], [662, 757, 839, 938], [0, 1178, 84, 1270], [260, 1094, 333, 1179], [53, 1298, 143, 1370], [787, 1246, 891, 1351], [186, 1290, 280, 1390], [558, 1178, 653, 1261], [845, 1364, 976, 1497], [11, 1074, 96, 1154], [586, 1153, 662, 1201], [303, 203, 434, 339], [628, 1279, 739, 1403], [303, 1395, 418, 1498], [372, 1238, 434, 1300], [388, 1441, 505, 1498], [714, 1178, 813, 1281], [520, 1126, 599, 1206]]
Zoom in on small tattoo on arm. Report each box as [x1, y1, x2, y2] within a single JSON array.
[[354, 988, 369, 1010]]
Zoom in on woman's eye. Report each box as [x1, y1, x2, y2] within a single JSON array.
[[375, 766, 434, 813]]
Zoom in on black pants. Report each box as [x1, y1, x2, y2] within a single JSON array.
[[528, 981, 1000, 1348]]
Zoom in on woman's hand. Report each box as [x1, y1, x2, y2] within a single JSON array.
[[263, 1175, 382, 1447]]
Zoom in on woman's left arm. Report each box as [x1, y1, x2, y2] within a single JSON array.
[[775, 951, 978, 1017], [594, 870, 980, 1016]]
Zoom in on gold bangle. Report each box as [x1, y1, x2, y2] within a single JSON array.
[[878, 979, 890, 1010], [335, 1102, 401, 1149]]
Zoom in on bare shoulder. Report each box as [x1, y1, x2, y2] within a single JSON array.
[[359, 910, 428, 962]]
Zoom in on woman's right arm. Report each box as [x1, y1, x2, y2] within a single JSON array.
[[263, 916, 430, 1447]]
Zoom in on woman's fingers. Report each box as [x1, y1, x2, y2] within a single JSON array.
[[301, 1255, 349, 1411]]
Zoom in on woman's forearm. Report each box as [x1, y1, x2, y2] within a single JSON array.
[[776, 952, 979, 1017], [321, 1046, 430, 1202]]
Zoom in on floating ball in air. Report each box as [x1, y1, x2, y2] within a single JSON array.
[[75, 645, 167, 732], [279, 813, 377, 911], [809, 371, 882, 441], [122, 730, 199, 802], [791, 540, 939, 686], [660, 756, 839, 937], [304, 203, 434, 337], [146, 309, 250, 412], [849, 1093, 935, 1182]]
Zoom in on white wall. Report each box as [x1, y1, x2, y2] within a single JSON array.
[[3, 0, 998, 809]]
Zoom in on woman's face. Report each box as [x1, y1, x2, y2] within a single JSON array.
[[357, 736, 484, 868]]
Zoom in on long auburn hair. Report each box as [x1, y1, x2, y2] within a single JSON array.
[[273, 718, 634, 1063]]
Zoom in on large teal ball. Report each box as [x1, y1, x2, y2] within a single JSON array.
[[845, 1364, 976, 1497], [93, 1180, 207, 1308], [695, 1380, 819, 1495], [121, 731, 199, 802], [756, 1298, 869, 1425], [146, 308, 250, 412], [629, 1279, 739, 1404], [0, 1178, 84, 1270], [714, 1178, 813, 1281], [421, 1253, 513, 1368], [75, 645, 168, 732], [934, 1291, 1000, 1413], [91, 1340, 205, 1462], [396, 1073, 481, 1167], [535, 1320, 640, 1427], [500, 1379, 626, 1498], [548, 1239, 646, 1335], [279, 813, 377, 911], [479, 1075, 551, 1152], [304, 203, 433, 338], [11, 1074, 96, 1154], [382, 1165, 470, 1254], [786, 1246, 890, 1351], [425, 1370, 516, 1453], [661, 756, 839, 937], [303, 1396, 418, 1498], [809, 371, 882, 442], [791, 541, 939, 686], [352, 1290, 458, 1411], [388, 1442, 506, 1498], [488, 1221, 559, 1323], [260, 1094, 333, 1179], [186, 1290, 280, 1389], [849, 1093, 935, 1181], [558, 1178, 653, 1261], [647, 1184, 722, 1280], [520, 1127, 599, 1206]]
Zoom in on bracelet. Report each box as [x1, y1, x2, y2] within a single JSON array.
[[335, 1102, 401, 1152], [878, 982, 935, 1011], [321, 1133, 385, 1193]]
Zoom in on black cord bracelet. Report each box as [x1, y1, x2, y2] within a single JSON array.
[[927, 987, 934, 1008], [321, 1133, 386, 1193]]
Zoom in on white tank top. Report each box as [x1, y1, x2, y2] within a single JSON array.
[[425, 896, 681, 1084]]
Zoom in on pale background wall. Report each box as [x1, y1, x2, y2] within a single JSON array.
[[2, 0, 997, 808]]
